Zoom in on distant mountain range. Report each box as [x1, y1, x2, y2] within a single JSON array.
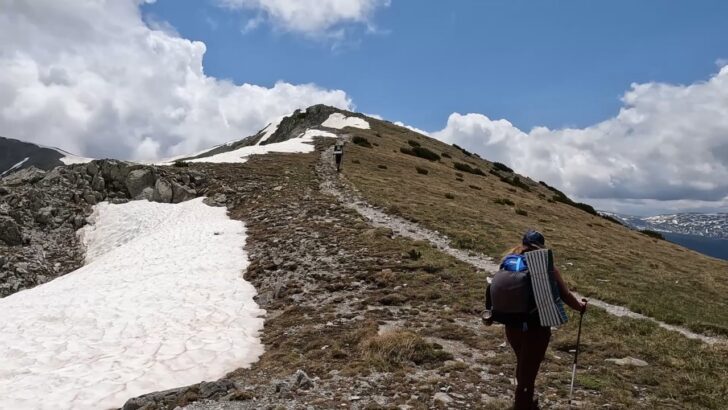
[[601, 211, 728, 260], [600, 212, 728, 239], [0, 136, 91, 177]]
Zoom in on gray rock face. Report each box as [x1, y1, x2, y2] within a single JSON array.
[[0, 216, 23, 246], [126, 169, 156, 199]]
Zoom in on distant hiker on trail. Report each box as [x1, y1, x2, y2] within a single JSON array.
[[484, 230, 586, 410], [333, 141, 344, 172]]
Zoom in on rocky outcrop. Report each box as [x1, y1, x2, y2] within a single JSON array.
[[0, 160, 208, 297]]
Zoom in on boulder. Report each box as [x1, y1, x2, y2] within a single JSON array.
[[0, 216, 23, 246], [171, 181, 196, 203], [152, 178, 173, 203], [125, 169, 155, 199], [86, 161, 99, 176]]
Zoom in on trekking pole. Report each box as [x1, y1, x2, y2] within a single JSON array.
[[569, 298, 588, 406]]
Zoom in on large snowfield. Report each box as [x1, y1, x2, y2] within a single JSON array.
[[0, 199, 264, 410], [187, 128, 338, 164]]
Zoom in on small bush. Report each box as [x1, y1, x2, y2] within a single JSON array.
[[640, 229, 665, 240], [455, 177, 464, 182], [352, 159, 361, 164], [454, 172, 463, 177], [352, 136, 372, 148], [445, 193, 455, 199], [601, 214, 624, 226], [441, 152, 451, 158], [494, 198, 515, 206], [360, 331, 453, 370], [515, 208, 528, 216], [453, 162, 485, 176], [408, 249, 422, 260], [492, 162, 514, 173], [501, 175, 531, 191], [468, 184, 482, 190], [407, 139, 421, 147], [415, 166, 429, 175], [400, 146, 441, 161], [173, 160, 189, 168], [452, 143, 473, 157], [378, 164, 388, 169]]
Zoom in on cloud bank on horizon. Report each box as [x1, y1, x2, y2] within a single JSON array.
[[0, 0, 353, 161], [1, 0, 726, 213], [433, 66, 728, 213]]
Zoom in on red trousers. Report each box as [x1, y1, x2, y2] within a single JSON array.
[[505, 325, 551, 410]]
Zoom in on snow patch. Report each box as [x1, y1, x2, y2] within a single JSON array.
[[0, 198, 264, 410], [188, 128, 337, 164], [1, 157, 29, 176], [321, 113, 370, 130], [58, 154, 93, 165], [256, 116, 285, 145]]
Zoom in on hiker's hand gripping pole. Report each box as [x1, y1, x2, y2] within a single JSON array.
[[569, 298, 588, 406]]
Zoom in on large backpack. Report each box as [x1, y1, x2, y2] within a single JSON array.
[[486, 254, 537, 326]]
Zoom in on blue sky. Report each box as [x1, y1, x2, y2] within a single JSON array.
[[143, 0, 728, 132]]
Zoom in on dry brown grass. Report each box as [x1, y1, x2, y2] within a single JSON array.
[[359, 330, 453, 370], [341, 119, 728, 337]]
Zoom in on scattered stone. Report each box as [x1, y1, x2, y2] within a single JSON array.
[[0, 216, 23, 246], [433, 392, 454, 404], [606, 357, 648, 367], [295, 369, 314, 390]]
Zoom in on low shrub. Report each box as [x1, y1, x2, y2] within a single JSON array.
[[515, 208, 528, 216], [352, 136, 372, 148], [640, 229, 665, 240], [415, 166, 429, 175], [494, 198, 515, 206], [601, 214, 624, 226], [454, 172, 463, 177], [378, 164, 388, 169], [453, 162, 485, 176], [455, 177, 464, 182], [407, 139, 421, 147], [360, 331, 453, 370], [468, 184, 482, 190], [173, 160, 188, 168], [441, 152, 451, 158], [501, 175, 531, 191], [445, 193, 455, 199], [408, 249, 422, 260], [493, 162, 513, 173], [352, 159, 361, 164], [452, 143, 473, 157], [400, 146, 441, 161]]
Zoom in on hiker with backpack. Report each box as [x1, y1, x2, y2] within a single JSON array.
[[484, 230, 586, 410], [333, 141, 344, 172]]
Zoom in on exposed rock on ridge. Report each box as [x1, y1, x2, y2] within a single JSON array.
[[0, 160, 207, 297]]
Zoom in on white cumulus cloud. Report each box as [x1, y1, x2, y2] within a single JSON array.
[[433, 66, 728, 212], [0, 0, 352, 161], [219, 0, 390, 37]]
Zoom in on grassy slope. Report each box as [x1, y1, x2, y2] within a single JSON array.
[[340, 119, 728, 337]]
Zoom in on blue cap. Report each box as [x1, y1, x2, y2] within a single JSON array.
[[522, 230, 545, 248]]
